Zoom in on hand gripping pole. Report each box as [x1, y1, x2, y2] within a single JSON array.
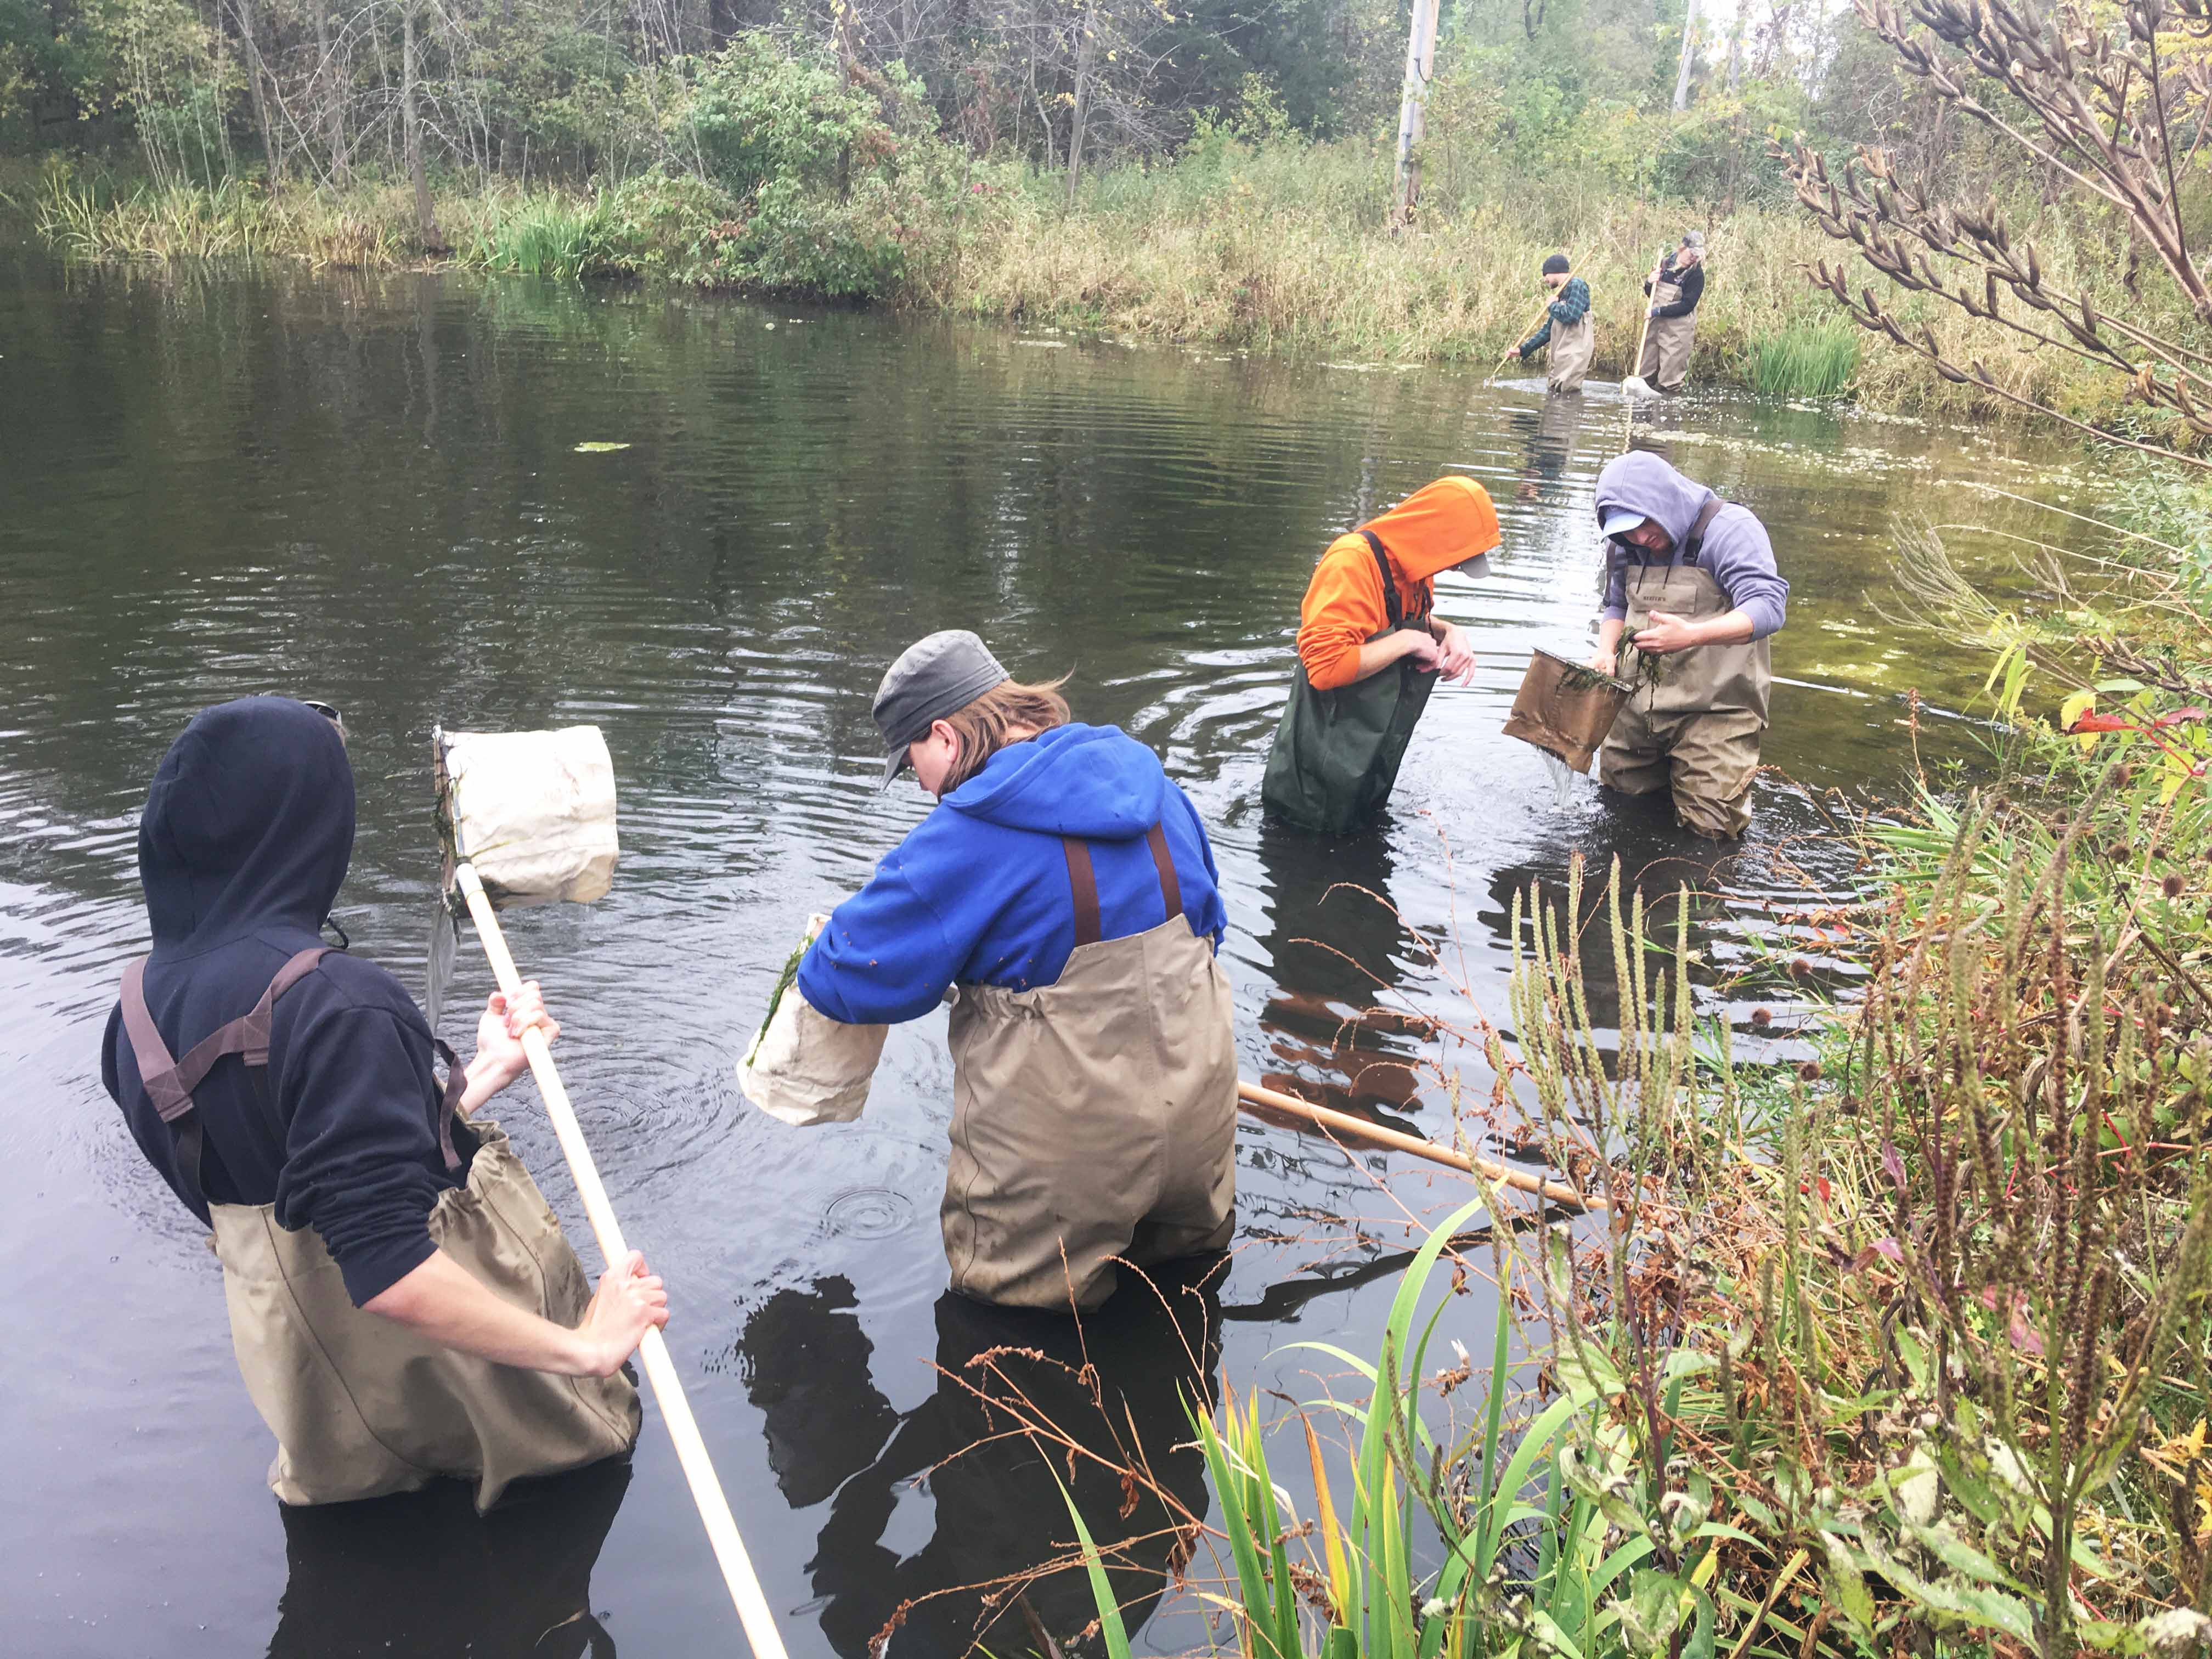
[[454, 862, 788, 1659]]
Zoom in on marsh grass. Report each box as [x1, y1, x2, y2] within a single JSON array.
[[1746, 320, 1861, 398], [18, 136, 2181, 426]]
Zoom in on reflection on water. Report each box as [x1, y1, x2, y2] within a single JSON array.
[[269, 1459, 631, 1657], [0, 249, 2089, 1656], [740, 1262, 1221, 1659]]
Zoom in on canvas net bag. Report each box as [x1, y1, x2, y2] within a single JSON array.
[[435, 726, 620, 908], [739, 915, 888, 1126]]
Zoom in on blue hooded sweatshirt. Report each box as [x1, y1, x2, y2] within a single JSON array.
[[798, 724, 1227, 1026], [101, 697, 467, 1306]]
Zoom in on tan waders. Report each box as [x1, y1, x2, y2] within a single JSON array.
[[1261, 532, 1440, 833], [943, 823, 1237, 1310], [1637, 270, 1698, 392], [1546, 310, 1595, 393], [120, 949, 639, 1511], [1599, 501, 1770, 839]]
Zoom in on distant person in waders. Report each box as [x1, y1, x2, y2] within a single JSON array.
[[1509, 253, 1594, 392], [789, 631, 1237, 1311], [1261, 476, 1502, 833], [102, 697, 664, 1510], [1587, 452, 1788, 839], [1638, 230, 1707, 393]]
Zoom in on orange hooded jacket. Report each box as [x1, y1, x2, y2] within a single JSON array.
[[1295, 476, 1503, 691]]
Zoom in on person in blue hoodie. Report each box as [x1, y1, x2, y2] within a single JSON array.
[[103, 696, 665, 1510], [789, 630, 1238, 1311]]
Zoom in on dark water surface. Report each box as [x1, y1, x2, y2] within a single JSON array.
[[0, 251, 2089, 1657]]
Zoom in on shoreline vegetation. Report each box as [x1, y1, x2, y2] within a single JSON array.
[[2, 143, 2162, 426]]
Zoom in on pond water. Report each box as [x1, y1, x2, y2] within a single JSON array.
[[0, 249, 2094, 1658]]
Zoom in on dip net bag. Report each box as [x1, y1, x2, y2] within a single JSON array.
[[436, 726, 619, 908], [740, 915, 888, 1126], [1502, 650, 1634, 775]]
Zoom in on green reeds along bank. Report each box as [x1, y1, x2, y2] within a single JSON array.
[[472, 197, 607, 278], [1746, 320, 1861, 398]]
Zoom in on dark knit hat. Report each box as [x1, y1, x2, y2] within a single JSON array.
[[1541, 253, 1571, 276]]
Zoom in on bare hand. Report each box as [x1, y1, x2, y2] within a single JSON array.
[[577, 1250, 669, 1376], [1633, 611, 1703, 654], [1402, 631, 1444, 673], [1436, 622, 1478, 686], [472, 981, 557, 1096], [1588, 648, 1618, 675]]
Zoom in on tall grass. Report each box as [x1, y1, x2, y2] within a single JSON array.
[[469, 195, 609, 278], [1746, 320, 1861, 397]]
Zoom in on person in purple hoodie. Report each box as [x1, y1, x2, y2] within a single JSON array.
[[1585, 451, 1788, 838], [793, 630, 1237, 1311]]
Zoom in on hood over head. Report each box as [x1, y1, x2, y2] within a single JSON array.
[[1593, 452, 1715, 555], [941, 723, 1167, 842], [1359, 476, 1503, 582], [138, 696, 355, 953]]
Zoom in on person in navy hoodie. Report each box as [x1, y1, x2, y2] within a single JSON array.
[[793, 631, 1238, 1310]]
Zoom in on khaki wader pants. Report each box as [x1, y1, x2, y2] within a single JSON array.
[[943, 828, 1238, 1310], [213, 1120, 641, 1511], [119, 949, 638, 1513], [1637, 272, 1697, 392], [1546, 311, 1595, 393], [1599, 558, 1770, 839]]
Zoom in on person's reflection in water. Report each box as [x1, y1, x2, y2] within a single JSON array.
[[1508, 394, 1589, 508], [266, 1457, 630, 1658], [740, 1261, 1224, 1659], [1252, 821, 1432, 1128]]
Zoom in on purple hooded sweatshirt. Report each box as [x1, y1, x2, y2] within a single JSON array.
[[1595, 452, 1787, 641]]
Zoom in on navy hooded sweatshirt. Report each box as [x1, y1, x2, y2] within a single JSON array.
[[798, 723, 1227, 1025], [101, 697, 468, 1306]]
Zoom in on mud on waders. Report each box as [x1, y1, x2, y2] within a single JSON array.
[[1261, 532, 1440, 834]]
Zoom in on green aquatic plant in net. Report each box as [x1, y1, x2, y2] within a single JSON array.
[[744, 923, 815, 1068]]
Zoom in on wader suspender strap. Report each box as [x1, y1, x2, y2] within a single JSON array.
[[1061, 823, 1184, 950], [1668, 497, 1728, 569], [119, 950, 464, 1211], [1359, 529, 1431, 629]]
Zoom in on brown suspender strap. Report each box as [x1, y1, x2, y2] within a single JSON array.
[[1673, 496, 1726, 568], [1062, 838, 1102, 949], [1064, 823, 1184, 951], [117, 947, 363, 1207], [1144, 822, 1183, 924]]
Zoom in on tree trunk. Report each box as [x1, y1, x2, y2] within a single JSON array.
[[1065, 7, 1096, 207], [317, 0, 349, 184], [233, 0, 285, 195], [1726, 0, 1745, 93], [402, 2, 447, 251], [1673, 0, 1699, 111], [1391, 0, 1443, 229]]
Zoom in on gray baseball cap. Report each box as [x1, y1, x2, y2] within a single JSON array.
[[1680, 229, 1706, 251], [872, 630, 1010, 787]]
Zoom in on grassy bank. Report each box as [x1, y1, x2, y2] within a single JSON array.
[[7, 136, 2174, 428], [1045, 506, 2212, 1654]]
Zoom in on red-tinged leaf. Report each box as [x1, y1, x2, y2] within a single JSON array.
[[1817, 1176, 1832, 1205], [2010, 1308, 2046, 1357], [1868, 1237, 1904, 1263], [2068, 710, 2139, 735], [1881, 1141, 1906, 1188], [2152, 706, 2208, 729]]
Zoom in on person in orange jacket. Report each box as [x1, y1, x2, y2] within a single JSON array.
[[1261, 476, 1503, 832]]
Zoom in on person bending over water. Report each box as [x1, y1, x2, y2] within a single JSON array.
[[785, 630, 1238, 1310], [1587, 453, 1788, 839], [102, 696, 665, 1510]]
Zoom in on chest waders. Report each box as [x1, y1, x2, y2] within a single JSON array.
[[1597, 498, 1771, 839], [943, 822, 1237, 1310], [1261, 532, 1440, 834], [1638, 266, 1699, 392], [119, 950, 638, 1510], [1546, 308, 1595, 393]]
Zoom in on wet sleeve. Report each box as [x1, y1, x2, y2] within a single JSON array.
[[275, 1005, 445, 1306], [1296, 543, 1391, 692], [1600, 546, 1628, 622], [1708, 517, 1788, 640], [798, 847, 974, 1026]]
